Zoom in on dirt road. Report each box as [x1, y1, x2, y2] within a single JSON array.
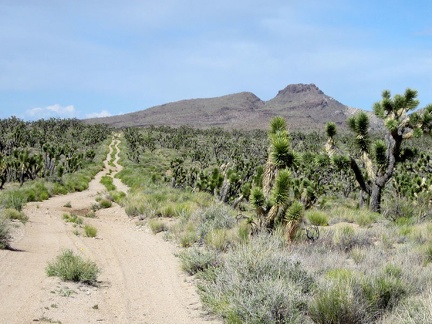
[[0, 138, 218, 324]]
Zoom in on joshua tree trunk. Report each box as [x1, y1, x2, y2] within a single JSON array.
[[369, 183, 383, 213]]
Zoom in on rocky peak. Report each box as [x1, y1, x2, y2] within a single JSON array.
[[278, 83, 323, 96], [268, 83, 326, 106]]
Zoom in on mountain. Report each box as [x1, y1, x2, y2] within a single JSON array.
[[85, 83, 377, 132]]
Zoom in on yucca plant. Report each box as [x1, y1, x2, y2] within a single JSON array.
[[326, 88, 432, 213], [250, 117, 308, 237]]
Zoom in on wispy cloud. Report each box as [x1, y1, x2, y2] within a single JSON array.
[[85, 110, 112, 118], [26, 104, 76, 119]]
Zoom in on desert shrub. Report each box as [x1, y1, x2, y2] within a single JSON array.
[[177, 247, 218, 275], [355, 210, 379, 227], [423, 244, 432, 264], [361, 273, 406, 316], [84, 225, 97, 238], [350, 247, 367, 264], [100, 175, 116, 191], [46, 249, 100, 285], [383, 194, 417, 222], [306, 210, 329, 226], [84, 211, 96, 218], [381, 290, 432, 324], [0, 217, 11, 249], [148, 218, 168, 234], [0, 189, 27, 211], [99, 199, 112, 209], [157, 204, 177, 218], [62, 213, 83, 225], [124, 193, 147, 217], [1, 208, 28, 223], [199, 233, 313, 323], [309, 268, 407, 323], [109, 190, 126, 205], [309, 276, 370, 324], [332, 225, 372, 251], [179, 227, 197, 247], [196, 204, 235, 242], [205, 228, 229, 251]]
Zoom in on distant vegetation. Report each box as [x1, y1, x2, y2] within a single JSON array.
[[0, 117, 111, 249]]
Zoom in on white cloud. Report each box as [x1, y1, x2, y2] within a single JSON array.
[[85, 110, 112, 118], [26, 104, 77, 119]]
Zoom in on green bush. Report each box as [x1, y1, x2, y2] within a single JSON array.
[[148, 218, 168, 234], [0, 217, 11, 249], [0, 189, 27, 211], [100, 175, 116, 191], [84, 225, 98, 238], [109, 190, 126, 205], [63, 213, 83, 225], [1, 208, 28, 223], [306, 210, 329, 226], [46, 249, 100, 285], [309, 269, 407, 323], [177, 247, 218, 275], [309, 276, 369, 324], [99, 199, 112, 208]]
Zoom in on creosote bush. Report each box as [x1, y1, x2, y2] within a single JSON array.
[[46, 249, 100, 285], [198, 233, 313, 323], [177, 246, 218, 275]]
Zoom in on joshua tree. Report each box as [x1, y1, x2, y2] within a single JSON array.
[[326, 88, 432, 213], [250, 116, 305, 239]]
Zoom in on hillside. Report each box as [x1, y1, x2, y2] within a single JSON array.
[[85, 83, 377, 132]]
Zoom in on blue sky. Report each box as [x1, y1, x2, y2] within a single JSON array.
[[1, 0, 431, 120]]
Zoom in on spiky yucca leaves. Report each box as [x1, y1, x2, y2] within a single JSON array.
[[348, 112, 370, 153], [271, 169, 291, 206], [263, 117, 291, 197], [271, 133, 295, 168], [265, 170, 292, 226], [373, 140, 387, 172], [269, 116, 287, 135], [326, 122, 337, 139], [250, 187, 265, 208], [285, 201, 304, 241]]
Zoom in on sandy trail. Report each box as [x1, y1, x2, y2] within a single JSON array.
[[0, 137, 218, 324]]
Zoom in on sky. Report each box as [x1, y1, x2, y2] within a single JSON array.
[[1, 0, 431, 121]]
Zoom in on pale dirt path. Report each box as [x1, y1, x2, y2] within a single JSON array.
[[0, 137, 219, 324]]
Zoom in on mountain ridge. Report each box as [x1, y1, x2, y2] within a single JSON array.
[[85, 83, 379, 132]]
